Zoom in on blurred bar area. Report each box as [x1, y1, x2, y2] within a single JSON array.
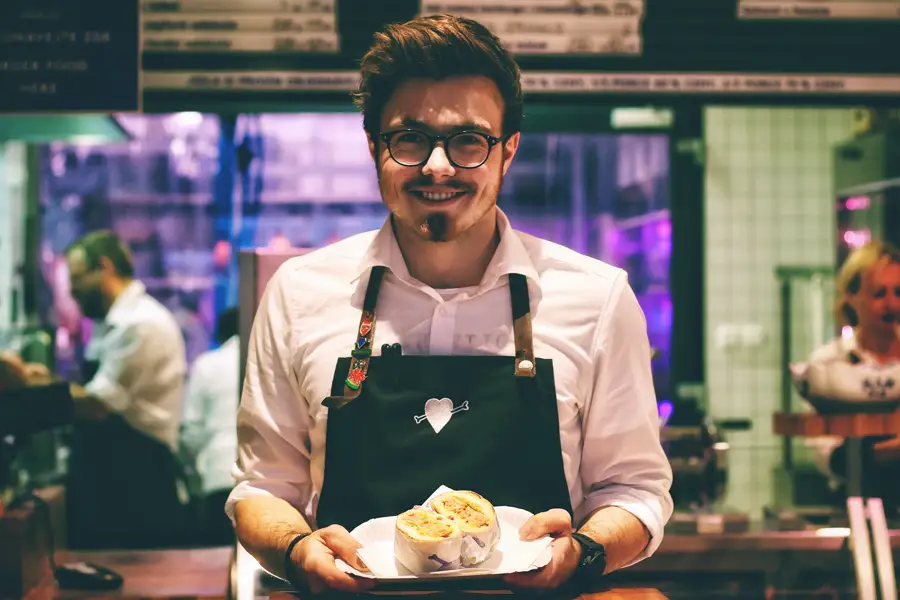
[[3, 1, 900, 599]]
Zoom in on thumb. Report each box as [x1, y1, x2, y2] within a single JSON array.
[[519, 508, 572, 541], [320, 526, 369, 572]]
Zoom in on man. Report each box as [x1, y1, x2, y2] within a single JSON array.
[[181, 307, 240, 545], [228, 14, 672, 593], [64, 230, 188, 549]]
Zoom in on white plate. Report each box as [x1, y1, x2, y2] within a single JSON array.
[[337, 506, 553, 580]]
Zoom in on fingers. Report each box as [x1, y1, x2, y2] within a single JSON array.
[[519, 508, 572, 541], [308, 564, 375, 594], [319, 525, 370, 572]]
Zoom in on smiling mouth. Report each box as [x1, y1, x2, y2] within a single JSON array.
[[410, 190, 467, 203]]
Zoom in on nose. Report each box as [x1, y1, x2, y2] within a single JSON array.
[[421, 144, 455, 179]]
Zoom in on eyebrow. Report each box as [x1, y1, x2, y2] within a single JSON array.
[[395, 117, 494, 135]]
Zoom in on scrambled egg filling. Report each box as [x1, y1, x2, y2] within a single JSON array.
[[400, 510, 457, 538], [441, 496, 490, 528]]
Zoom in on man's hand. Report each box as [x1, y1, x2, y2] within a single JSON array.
[[502, 508, 581, 590], [22, 363, 53, 386], [69, 384, 111, 421], [288, 525, 376, 594], [874, 436, 900, 464]]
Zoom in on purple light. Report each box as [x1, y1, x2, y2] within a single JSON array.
[[843, 229, 871, 248], [845, 195, 870, 211], [658, 400, 674, 426]]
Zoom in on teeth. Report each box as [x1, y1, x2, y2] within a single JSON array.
[[420, 191, 461, 201]]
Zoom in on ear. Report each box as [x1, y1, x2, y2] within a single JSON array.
[[500, 132, 520, 176], [98, 256, 116, 277], [367, 132, 377, 163]]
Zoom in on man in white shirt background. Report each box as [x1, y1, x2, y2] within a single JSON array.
[[181, 307, 240, 545], [62, 230, 188, 549], [229, 14, 672, 594]]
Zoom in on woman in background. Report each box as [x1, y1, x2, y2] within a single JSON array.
[[807, 241, 900, 507]]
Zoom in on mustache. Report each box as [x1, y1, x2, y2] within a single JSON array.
[[404, 179, 472, 192]]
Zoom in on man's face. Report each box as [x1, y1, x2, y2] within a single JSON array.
[[371, 75, 520, 242], [67, 249, 107, 320]]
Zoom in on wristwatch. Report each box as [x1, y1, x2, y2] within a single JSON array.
[[571, 532, 607, 585]]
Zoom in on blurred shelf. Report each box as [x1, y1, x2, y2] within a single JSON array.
[[615, 208, 670, 231], [773, 411, 900, 438]]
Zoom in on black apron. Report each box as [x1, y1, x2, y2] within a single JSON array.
[[66, 359, 186, 549], [316, 266, 573, 531]]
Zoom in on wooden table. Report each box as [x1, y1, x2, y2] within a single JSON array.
[[773, 412, 899, 600], [18, 548, 670, 600]]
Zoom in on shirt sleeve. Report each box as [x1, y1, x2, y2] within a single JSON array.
[[84, 322, 149, 412], [180, 357, 211, 456], [577, 271, 674, 564], [224, 264, 314, 524]]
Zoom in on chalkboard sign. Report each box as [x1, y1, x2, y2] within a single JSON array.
[[0, 0, 140, 113]]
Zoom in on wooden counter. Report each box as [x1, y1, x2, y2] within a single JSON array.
[[773, 411, 900, 438], [18, 547, 669, 600], [21, 548, 232, 600]]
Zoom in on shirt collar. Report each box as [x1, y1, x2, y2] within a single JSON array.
[[105, 280, 146, 324], [351, 208, 541, 293]]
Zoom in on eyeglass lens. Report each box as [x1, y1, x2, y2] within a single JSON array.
[[388, 131, 490, 168]]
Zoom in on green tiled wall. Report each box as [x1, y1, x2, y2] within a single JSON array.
[[703, 107, 858, 515]]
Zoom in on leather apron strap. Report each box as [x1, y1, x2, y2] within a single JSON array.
[[324, 268, 536, 408]]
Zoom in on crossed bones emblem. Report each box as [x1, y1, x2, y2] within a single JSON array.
[[414, 398, 470, 433]]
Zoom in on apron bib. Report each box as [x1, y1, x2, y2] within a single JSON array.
[[316, 267, 573, 531]]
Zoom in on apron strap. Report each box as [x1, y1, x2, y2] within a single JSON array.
[[323, 266, 387, 409], [509, 273, 537, 378], [325, 267, 537, 407]]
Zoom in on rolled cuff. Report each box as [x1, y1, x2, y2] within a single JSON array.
[[84, 373, 130, 413], [576, 486, 667, 566], [224, 480, 312, 526]]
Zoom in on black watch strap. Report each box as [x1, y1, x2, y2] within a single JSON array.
[[284, 532, 310, 580], [571, 532, 607, 579]]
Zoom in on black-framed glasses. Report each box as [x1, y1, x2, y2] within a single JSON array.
[[379, 129, 504, 169]]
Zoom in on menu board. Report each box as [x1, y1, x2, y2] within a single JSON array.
[[738, 0, 900, 19], [141, 0, 339, 53], [141, 70, 900, 95], [0, 0, 140, 113], [418, 0, 645, 55]]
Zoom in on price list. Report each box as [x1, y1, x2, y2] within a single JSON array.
[[738, 0, 900, 20], [0, 0, 140, 113], [419, 0, 646, 55], [141, 0, 339, 54]]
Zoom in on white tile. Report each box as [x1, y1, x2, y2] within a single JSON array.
[[703, 107, 856, 517]]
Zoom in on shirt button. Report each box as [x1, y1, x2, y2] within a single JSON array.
[[437, 305, 449, 316]]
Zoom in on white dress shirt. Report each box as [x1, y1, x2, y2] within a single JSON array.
[[84, 280, 187, 449], [227, 209, 673, 563], [181, 335, 240, 493]]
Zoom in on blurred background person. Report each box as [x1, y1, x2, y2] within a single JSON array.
[[806, 241, 900, 508], [63, 230, 189, 549], [181, 306, 240, 546]]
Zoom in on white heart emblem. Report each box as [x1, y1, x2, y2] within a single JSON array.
[[424, 397, 454, 433]]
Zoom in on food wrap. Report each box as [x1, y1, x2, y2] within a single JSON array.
[[393, 507, 463, 574], [428, 490, 500, 567]]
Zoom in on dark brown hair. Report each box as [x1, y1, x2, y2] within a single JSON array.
[[352, 14, 523, 138], [67, 230, 135, 278]]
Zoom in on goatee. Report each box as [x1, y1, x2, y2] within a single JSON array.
[[420, 213, 449, 242]]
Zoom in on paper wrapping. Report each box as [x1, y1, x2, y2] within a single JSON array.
[[393, 510, 463, 574], [429, 491, 501, 567]]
